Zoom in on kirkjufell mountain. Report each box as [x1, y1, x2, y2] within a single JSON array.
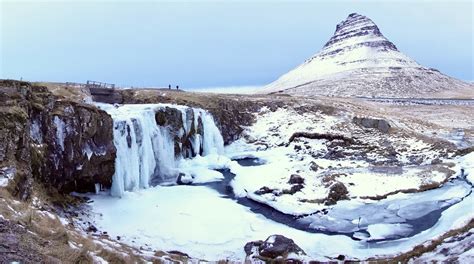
[[262, 13, 472, 97]]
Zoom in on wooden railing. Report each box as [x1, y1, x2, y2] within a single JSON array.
[[65, 81, 116, 89], [86, 80, 115, 89]]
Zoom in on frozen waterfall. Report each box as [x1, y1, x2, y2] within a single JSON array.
[[96, 103, 225, 197]]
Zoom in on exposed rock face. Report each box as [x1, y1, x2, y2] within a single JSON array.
[[289, 131, 355, 144], [244, 235, 306, 262], [262, 13, 472, 97], [353, 116, 391, 133], [0, 81, 32, 199], [0, 80, 116, 196], [89, 87, 123, 104], [31, 101, 116, 193]]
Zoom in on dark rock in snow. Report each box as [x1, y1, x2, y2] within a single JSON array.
[[282, 184, 304, 195], [244, 234, 306, 261], [309, 161, 321, 172], [353, 116, 391, 133], [288, 174, 305, 185], [289, 132, 355, 144], [87, 224, 98, 233], [325, 182, 349, 205], [176, 172, 193, 185], [255, 186, 274, 195]]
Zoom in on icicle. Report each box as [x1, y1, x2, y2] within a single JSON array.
[[95, 183, 101, 194], [53, 116, 66, 151]]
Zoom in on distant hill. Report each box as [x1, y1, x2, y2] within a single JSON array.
[[261, 13, 472, 98]]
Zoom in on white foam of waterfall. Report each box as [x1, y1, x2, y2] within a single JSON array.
[[200, 110, 224, 156]]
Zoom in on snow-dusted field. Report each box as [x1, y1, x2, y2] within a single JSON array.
[[84, 103, 474, 261], [189, 85, 261, 94]]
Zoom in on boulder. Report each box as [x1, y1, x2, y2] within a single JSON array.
[[176, 172, 193, 185], [288, 174, 305, 184], [325, 182, 349, 205], [353, 116, 391, 133], [309, 161, 321, 172], [244, 235, 306, 261]]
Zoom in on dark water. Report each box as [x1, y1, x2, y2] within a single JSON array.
[[235, 157, 267, 167], [188, 158, 472, 242]]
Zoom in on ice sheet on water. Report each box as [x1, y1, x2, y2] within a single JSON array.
[[460, 152, 474, 184], [300, 180, 471, 236], [397, 201, 443, 220], [367, 223, 413, 240]]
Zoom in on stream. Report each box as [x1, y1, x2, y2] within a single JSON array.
[[193, 157, 473, 242]]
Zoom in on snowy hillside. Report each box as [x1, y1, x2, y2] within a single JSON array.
[[261, 13, 472, 97]]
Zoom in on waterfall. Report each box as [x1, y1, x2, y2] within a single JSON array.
[[195, 108, 224, 156], [96, 103, 224, 197]]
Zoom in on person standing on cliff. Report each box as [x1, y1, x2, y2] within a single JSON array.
[[168, 84, 171, 89], [176, 85, 179, 90]]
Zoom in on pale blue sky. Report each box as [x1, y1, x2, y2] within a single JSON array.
[[1, 0, 472, 88]]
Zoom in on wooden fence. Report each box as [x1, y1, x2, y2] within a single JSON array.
[[65, 80, 116, 89]]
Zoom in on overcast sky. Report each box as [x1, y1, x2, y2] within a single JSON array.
[[1, 0, 472, 88]]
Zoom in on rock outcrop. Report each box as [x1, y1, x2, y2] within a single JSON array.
[[0, 82, 32, 199], [30, 100, 116, 193], [0, 80, 116, 197], [261, 13, 472, 97]]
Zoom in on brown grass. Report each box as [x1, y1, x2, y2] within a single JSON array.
[[369, 219, 474, 263], [32, 82, 91, 102]]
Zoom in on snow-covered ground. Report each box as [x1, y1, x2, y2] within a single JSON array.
[[225, 107, 454, 214], [85, 103, 473, 261], [87, 160, 472, 261]]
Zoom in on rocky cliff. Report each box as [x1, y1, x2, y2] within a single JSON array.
[[0, 80, 116, 198], [262, 13, 472, 97], [119, 89, 267, 145]]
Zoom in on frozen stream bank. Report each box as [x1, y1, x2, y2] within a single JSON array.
[[86, 104, 473, 261]]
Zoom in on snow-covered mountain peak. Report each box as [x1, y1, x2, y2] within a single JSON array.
[[323, 13, 397, 51], [261, 13, 471, 97]]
